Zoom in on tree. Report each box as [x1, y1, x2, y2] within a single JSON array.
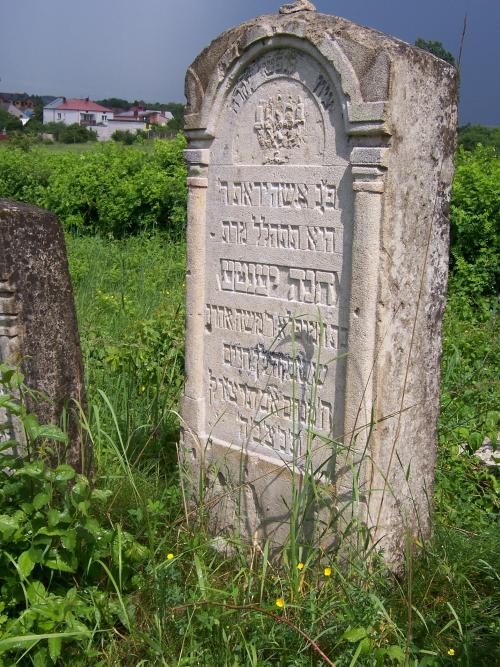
[[415, 38, 456, 66], [0, 107, 23, 132], [166, 115, 184, 132], [95, 97, 130, 110], [458, 125, 500, 153]]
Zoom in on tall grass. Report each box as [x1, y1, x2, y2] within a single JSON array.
[[60, 233, 499, 666]]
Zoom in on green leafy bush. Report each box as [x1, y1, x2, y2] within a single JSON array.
[[450, 145, 500, 298], [59, 124, 97, 144], [0, 134, 187, 237], [111, 130, 136, 145], [0, 108, 23, 132], [0, 365, 148, 665], [40, 122, 67, 141], [5, 132, 39, 152]]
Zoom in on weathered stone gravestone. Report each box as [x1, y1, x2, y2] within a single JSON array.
[[0, 200, 88, 473], [181, 2, 457, 562]]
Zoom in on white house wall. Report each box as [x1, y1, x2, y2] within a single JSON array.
[[42, 109, 113, 125]]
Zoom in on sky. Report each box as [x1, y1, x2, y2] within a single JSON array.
[[0, 0, 498, 126]]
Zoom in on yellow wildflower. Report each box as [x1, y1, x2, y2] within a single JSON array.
[[324, 567, 332, 577], [297, 562, 305, 570], [275, 598, 285, 609], [447, 649, 455, 657], [167, 553, 174, 560], [140, 385, 146, 393]]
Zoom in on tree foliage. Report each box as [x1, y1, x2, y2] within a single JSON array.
[[450, 145, 500, 297], [95, 97, 130, 110], [415, 38, 456, 66], [111, 129, 137, 144], [40, 122, 96, 144], [0, 108, 23, 132], [458, 124, 500, 152], [59, 123, 97, 144]]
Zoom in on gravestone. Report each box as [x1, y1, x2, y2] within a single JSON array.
[[181, 2, 457, 562], [0, 200, 88, 473]]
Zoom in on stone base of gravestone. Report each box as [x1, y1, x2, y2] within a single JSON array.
[[0, 200, 89, 473]]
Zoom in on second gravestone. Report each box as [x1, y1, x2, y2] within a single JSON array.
[[0, 200, 88, 473], [181, 2, 457, 562]]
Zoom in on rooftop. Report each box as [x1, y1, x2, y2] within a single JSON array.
[[48, 98, 112, 112]]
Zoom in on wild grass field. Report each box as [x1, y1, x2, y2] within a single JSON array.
[[0, 139, 498, 665]]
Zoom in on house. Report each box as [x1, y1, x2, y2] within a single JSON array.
[[113, 107, 173, 126], [0, 92, 36, 113], [42, 98, 174, 141], [43, 98, 113, 126], [90, 107, 173, 141]]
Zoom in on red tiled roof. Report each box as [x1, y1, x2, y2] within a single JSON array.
[[52, 99, 112, 112]]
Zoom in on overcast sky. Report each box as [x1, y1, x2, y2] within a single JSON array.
[[1, 0, 498, 125]]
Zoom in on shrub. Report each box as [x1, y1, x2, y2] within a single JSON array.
[[111, 130, 137, 145], [41, 122, 67, 141], [450, 145, 500, 298], [5, 131, 38, 152], [0, 134, 187, 237], [0, 365, 148, 665], [59, 123, 97, 144]]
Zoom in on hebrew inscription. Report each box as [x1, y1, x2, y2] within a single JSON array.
[[204, 47, 352, 462], [219, 217, 340, 253]]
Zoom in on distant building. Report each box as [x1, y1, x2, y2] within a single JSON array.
[[0, 102, 32, 126], [92, 106, 173, 141], [113, 106, 173, 126], [43, 98, 113, 126], [0, 102, 24, 119], [0, 92, 37, 112], [42, 98, 174, 141]]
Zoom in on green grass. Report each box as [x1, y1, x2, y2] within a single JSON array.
[[0, 139, 497, 664], [67, 233, 186, 469], [0, 138, 159, 154], [55, 234, 499, 666]]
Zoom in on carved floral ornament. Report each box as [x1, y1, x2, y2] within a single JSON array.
[[254, 94, 306, 164]]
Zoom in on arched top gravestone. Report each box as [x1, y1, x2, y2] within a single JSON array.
[[181, 5, 457, 564]]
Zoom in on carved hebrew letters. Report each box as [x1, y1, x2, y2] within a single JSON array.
[[203, 47, 351, 461]]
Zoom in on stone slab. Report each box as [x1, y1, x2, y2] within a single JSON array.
[[181, 8, 457, 564], [0, 200, 88, 473]]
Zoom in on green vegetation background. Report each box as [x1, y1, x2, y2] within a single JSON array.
[[0, 138, 498, 665]]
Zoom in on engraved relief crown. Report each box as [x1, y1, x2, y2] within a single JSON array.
[[279, 0, 316, 14]]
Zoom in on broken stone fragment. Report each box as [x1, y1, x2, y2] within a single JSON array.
[[279, 0, 316, 15]]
